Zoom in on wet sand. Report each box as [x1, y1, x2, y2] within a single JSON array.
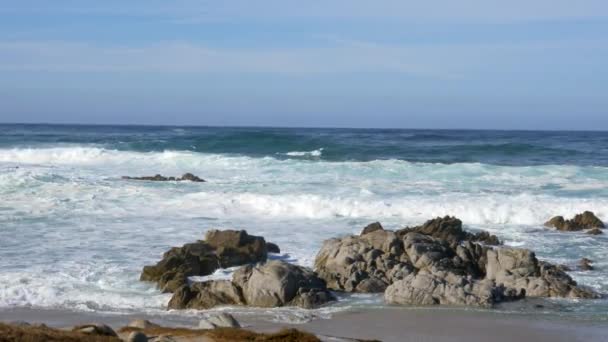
[[1, 306, 606, 342]]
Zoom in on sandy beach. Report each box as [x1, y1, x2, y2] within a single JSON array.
[[1, 306, 606, 342]]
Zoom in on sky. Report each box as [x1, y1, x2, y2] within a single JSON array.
[[0, 0, 607, 130]]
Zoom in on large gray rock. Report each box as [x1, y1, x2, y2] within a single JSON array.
[[485, 248, 597, 299], [385, 272, 518, 307], [141, 230, 269, 293], [168, 260, 334, 310], [233, 260, 334, 308], [314, 229, 412, 293]]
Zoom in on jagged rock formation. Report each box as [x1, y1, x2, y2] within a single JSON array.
[[315, 216, 598, 307]]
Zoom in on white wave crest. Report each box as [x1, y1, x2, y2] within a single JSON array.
[[284, 148, 324, 157]]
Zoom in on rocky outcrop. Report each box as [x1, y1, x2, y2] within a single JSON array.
[[168, 260, 334, 310], [122, 173, 205, 182], [544, 211, 604, 232], [140, 230, 269, 292], [316, 216, 598, 307]]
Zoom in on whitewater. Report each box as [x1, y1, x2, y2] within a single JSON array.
[[0, 126, 607, 321]]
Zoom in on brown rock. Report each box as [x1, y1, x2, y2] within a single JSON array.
[[361, 222, 384, 235], [587, 228, 603, 235], [545, 211, 604, 231]]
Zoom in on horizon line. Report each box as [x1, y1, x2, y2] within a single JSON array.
[[1, 121, 607, 133]]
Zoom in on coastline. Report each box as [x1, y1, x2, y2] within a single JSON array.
[[1, 306, 606, 342]]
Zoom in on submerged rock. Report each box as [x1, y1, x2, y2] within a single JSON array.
[[141, 229, 269, 293], [168, 260, 334, 310], [544, 211, 604, 231], [122, 173, 205, 182]]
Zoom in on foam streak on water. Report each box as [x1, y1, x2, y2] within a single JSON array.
[[0, 126, 607, 320]]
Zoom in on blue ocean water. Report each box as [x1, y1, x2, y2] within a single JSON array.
[[0, 124, 606, 320]]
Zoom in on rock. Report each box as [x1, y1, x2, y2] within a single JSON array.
[[141, 230, 269, 292], [545, 211, 604, 231], [579, 258, 594, 271], [385, 272, 519, 307], [204, 229, 268, 268], [168, 280, 245, 310], [127, 331, 148, 342], [122, 173, 205, 182], [179, 173, 205, 182], [485, 248, 597, 298], [72, 323, 117, 337], [397, 216, 501, 246], [315, 216, 598, 307], [127, 319, 160, 330], [266, 242, 281, 254], [587, 228, 603, 235], [361, 222, 384, 235], [198, 313, 241, 329], [233, 260, 334, 309], [314, 229, 413, 293], [170, 260, 334, 310]]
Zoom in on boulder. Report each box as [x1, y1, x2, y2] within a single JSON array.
[[485, 248, 597, 298], [141, 230, 269, 292], [198, 313, 240, 329], [168, 280, 245, 310], [168, 260, 334, 310], [587, 228, 603, 235], [205, 229, 268, 268], [545, 211, 604, 231], [233, 260, 334, 309], [361, 222, 384, 235]]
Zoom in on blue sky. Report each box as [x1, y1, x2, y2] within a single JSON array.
[[1, 0, 607, 129]]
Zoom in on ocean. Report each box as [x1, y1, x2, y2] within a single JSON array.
[[0, 124, 607, 321]]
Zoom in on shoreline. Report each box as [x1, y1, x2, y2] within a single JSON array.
[[1, 306, 606, 342]]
